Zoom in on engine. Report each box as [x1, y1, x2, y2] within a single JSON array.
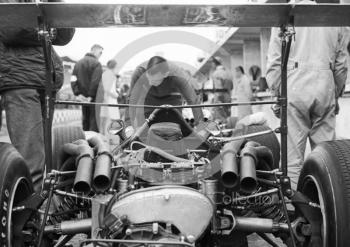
[[108, 186, 214, 243], [43, 110, 292, 247]]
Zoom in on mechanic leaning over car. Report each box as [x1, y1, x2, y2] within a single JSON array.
[[266, 0, 348, 190], [124, 56, 204, 137], [0, 0, 75, 192]]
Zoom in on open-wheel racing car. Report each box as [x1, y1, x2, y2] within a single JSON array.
[[1, 2, 350, 247], [2, 105, 350, 247]]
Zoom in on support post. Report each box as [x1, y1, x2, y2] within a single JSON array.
[[38, 16, 54, 174], [279, 22, 294, 179]]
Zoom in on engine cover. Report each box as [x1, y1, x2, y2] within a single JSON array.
[[110, 186, 214, 241]]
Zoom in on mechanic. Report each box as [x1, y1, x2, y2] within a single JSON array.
[[124, 56, 204, 136], [266, 0, 348, 189], [72, 44, 103, 132], [0, 0, 75, 191]]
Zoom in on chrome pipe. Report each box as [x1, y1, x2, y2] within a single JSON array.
[[234, 217, 289, 233], [74, 155, 93, 194], [221, 140, 244, 189], [89, 136, 113, 193], [44, 218, 91, 235], [93, 153, 112, 192], [63, 140, 94, 194], [240, 142, 259, 194], [240, 155, 258, 194]]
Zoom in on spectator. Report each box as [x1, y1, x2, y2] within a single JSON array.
[[211, 66, 233, 123], [0, 0, 75, 191], [118, 83, 130, 120], [72, 44, 103, 131], [249, 65, 261, 92], [98, 59, 120, 135], [232, 66, 253, 120]]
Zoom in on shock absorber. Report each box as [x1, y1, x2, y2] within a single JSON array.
[[255, 193, 286, 223]]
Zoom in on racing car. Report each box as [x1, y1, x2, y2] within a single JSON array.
[[1, 106, 349, 247], [1, 1, 350, 247]]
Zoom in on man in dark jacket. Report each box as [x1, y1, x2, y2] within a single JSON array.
[[0, 0, 75, 191], [72, 44, 103, 132], [125, 56, 204, 137]]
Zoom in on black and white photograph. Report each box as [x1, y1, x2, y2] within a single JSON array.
[[0, 0, 350, 246]]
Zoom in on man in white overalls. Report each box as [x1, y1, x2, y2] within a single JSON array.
[[266, 0, 348, 189]]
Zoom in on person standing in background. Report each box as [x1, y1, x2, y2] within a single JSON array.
[[211, 65, 233, 123], [266, 0, 348, 189], [98, 59, 120, 135], [72, 44, 103, 131], [0, 0, 75, 191], [232, 66, 253, 120]]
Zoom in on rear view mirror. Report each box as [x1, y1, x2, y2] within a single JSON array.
[[108, 119, 125, 136]]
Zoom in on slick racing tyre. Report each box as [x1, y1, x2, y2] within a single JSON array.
[[297, 140, 350, 247], [0, 143, 34, 247], [231, 124, 280, 169], [52, 125, 85, 170]]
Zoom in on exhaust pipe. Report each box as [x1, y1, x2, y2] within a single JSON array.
[[240, 141, 259, 194], [44, 218, 92, 235], [221, 139, 245, 189], [89, 136, 113, 193], [63, 140, 94, 194], [240, 142, 274, 194]]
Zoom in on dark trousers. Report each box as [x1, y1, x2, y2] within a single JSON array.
[[2, 89, 52, 191], [82, 100, 98, 131]]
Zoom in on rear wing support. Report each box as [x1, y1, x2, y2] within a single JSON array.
[[37, 13, 54, 174]]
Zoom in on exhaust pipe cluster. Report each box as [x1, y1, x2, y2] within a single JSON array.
[[63, 136, 113, 194], [221, 140, 274, 193]]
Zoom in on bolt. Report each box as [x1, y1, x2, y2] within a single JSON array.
[[152, 223, 158, 234], [285, 189, 293, 196], [187, 235, 195, 243], [125, 228, 132, 235], [301, 224, 312, 236], [223, 195, 232, 205]]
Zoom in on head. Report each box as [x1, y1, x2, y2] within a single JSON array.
[[212, 68, 225, 85], [235, 66, 245, 79], [146, 56, 170, 86], [90, 44, 103, 60], [107, 59, 118, 73]]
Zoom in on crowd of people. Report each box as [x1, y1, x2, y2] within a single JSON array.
[[70, 45, 267, 137]]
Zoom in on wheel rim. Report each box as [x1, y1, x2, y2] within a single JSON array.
[[301, 175, 327, 247], [7, 177, 33, 246]]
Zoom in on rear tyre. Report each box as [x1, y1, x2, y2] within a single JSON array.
[[231, 124, 280, 169], [0, 143, 34, 247], [297, 140, 350, 247], [52, 125, 85, 170]]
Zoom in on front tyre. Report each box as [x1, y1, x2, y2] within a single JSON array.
[[297, 140, 350, 247], [0, 143, 34, 247]]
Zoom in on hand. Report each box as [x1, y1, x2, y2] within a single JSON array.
[[271, 103, 281, 119], [125, 126, 135, 138]]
